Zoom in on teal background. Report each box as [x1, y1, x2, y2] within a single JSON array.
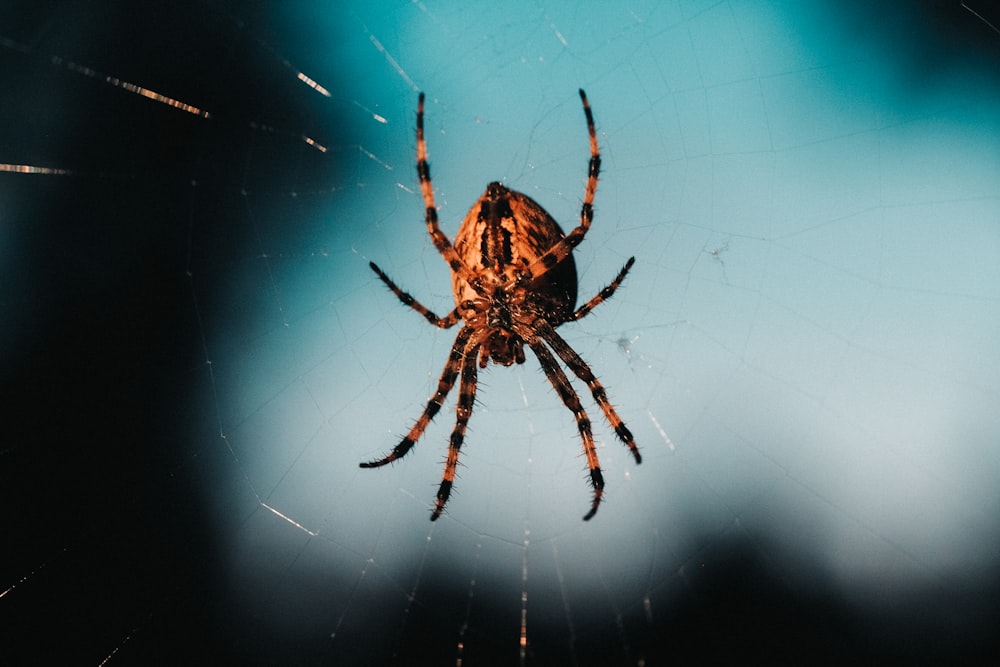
[[2, 1, 999, 662]]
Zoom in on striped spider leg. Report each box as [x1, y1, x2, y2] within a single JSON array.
[[362, 90, 640, 521]]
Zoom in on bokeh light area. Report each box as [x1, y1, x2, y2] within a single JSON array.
[[3, 1, 999, 663]]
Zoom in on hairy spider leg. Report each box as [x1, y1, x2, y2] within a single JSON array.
[[369, 261, 462, 328], [431, 336, 481, 521], [366, 91, 638, 522], [538, 322, 641, 465], [360, 325, 474, 468], [528, 339, 605, 521], [523, 89, 600, 283], [568, 256, 635, 322], [416, 93, 486, 294]]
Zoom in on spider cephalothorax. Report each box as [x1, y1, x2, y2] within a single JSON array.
[[362, 90, 640, 521]]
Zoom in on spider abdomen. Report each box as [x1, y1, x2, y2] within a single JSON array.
[[452, 182, 577, 324]]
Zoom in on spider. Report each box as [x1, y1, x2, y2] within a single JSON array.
[[361, 90, 640, 521]]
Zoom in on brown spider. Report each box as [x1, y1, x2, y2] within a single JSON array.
[[362, 90, 640, 521]]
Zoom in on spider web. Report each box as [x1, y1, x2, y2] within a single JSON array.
[[3, 0, 1000, 663]]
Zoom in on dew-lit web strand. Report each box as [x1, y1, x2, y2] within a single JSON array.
[[0, 164, 73, 175], [962, 1, 1000, 35], [143, 21, 335, 537], [59, 58, 212, 117], [519, 528, 531, 663], [2, 25, 327, 534], [0, 37, 210, 120], [0, 35, 329, 176], [1, 24, 321, 659], [0, 547, 66, 600], [367, 32, 419, 92]]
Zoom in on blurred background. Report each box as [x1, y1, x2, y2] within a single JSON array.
[[2, 0, 999, 663]]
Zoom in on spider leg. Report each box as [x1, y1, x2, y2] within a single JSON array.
[[539, 322, 641, 465], [568, 256, 635, 322], [431, 336, 481, 521], [523, 89, 600, 282], [360, 326, 473, 468], [370, 261, 461, 328], [415, 93, 484, 293], [528, 340, 605, 521]]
